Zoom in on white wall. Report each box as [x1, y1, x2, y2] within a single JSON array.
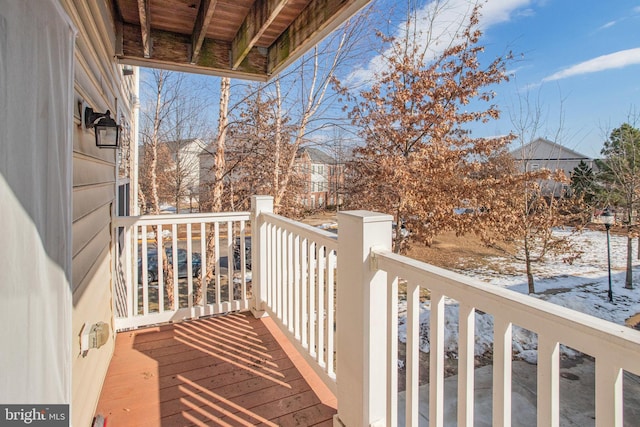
[[0, 0, 75, 406]]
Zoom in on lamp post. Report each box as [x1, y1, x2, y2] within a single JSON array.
[[601, 208, 615, 302]]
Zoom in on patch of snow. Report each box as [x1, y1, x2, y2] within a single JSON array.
[[397, 229, 640, 362], [146, 229, 172, 239], [316, 222, 338, 230]]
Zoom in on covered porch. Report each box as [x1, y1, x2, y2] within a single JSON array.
[[99, 196, 640, 426]]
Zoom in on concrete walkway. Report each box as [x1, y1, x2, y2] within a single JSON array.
[[398, 358, 640, 426]]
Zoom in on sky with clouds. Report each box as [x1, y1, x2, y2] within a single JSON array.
[[345, 0, 640, 158]]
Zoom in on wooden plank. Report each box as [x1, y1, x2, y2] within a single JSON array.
[[457, 303, 476, 427], [493, 316, 513, 427], [231, 0, 290, 69], [386, 275, 399, 427], [537, 336, 560, 427], [405, 282, 419, 426], [191, 0, 218, 64], [595, 361, 623, 427], [96, 313, 337, 426], [137, 0, 152, 57], [267, 0, 369, 75], [120, 23, 268, 78], [429, 291, 445, 427]]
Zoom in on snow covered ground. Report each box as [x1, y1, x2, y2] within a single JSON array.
[[397, 228, 640, 363]]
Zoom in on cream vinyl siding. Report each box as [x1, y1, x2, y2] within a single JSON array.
[[60, 0, 135, 425]]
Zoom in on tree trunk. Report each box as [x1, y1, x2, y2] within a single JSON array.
[[212, 77, 230, 213], [626, 234, 633, 289], [524, 235, 535, 293], [273, 82, 282, 213], [147, 72, 175, 306], [203, 77, 231, 302]]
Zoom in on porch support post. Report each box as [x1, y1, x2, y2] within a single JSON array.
[[250, 195, 273, 318], [334, 210, 392, 427]]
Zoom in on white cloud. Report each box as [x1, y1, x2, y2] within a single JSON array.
[[346, 0, 534, 85], [542, 48, 640, 82], [598, 20, 617, 30]]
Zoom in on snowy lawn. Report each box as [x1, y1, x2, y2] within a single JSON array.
[[398, 228, 640, 364]]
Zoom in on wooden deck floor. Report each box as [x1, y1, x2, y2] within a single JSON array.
[[95, 312, 336, 426]]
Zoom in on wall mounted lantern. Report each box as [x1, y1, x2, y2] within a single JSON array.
[[84, 107, 120, 148]]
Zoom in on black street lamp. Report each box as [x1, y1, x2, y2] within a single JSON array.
[[601, 208, 615, 302]]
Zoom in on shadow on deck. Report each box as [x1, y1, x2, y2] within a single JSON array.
[[95, 312, 336, 426]]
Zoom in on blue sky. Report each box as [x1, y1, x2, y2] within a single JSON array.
[[140, 1, 639, 159], [347, 0, 640, 158]]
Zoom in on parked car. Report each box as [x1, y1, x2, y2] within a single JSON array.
[[233, 236, 252, 270], [138, 247, 201, 283], [392, 221, 409, 239]]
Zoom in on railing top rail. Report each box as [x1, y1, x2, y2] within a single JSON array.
[[373, 248, 640, 374], [114, 211, 251, 227], [262, 212, 338, 250]]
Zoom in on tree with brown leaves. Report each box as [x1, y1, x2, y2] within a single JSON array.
[[479, 150, 585, 293], [336, 2, 513, 252]]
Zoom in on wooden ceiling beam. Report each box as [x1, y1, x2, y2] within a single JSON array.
[[231, 0, 290, 70], [137, 0, 152, 58], [191, 0, 218, 64], [118, 22, 269, 80], [267, 0, 369, 75]]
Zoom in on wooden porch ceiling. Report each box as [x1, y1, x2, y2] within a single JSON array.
[[113, 0, 370, 81]]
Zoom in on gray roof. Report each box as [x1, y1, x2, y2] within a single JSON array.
[[297, 147, 336, 164], [510, 138, 591, 161]]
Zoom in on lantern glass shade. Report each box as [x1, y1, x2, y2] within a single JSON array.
[[95, 122, 119, 148], [601, 210, 615, 225]]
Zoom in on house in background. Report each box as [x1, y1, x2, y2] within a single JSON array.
[[139, 138, 205, 212], [510, 137, 595, 175], [164, 138, 206, 211], [510, 137, 595, 196], [296, 146, 344, 209]]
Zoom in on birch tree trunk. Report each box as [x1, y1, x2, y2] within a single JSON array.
[[274, 31, 349, 212], [273, 81, 282, 208], [146, 70, 175, 306], [150, 73, 163, 215], [212, 77, 230, 212], [203, 77, 231, 302]]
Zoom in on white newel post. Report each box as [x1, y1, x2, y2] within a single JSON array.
[[334, 211, 392, 427], [251, 196, 273, 318]]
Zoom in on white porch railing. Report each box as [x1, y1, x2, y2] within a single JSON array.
[[113, 211, 251, 330], [250, 196, 339, 394], [112, 197, 640, 427], [329, 210, 640, 427]]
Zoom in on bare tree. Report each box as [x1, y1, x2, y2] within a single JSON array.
[[219, 14, 368, 216], [139, 70, 177, 304], [486, 89, 587, 293], [596, 117, 640, 289], [140, 71, 211, 212]]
